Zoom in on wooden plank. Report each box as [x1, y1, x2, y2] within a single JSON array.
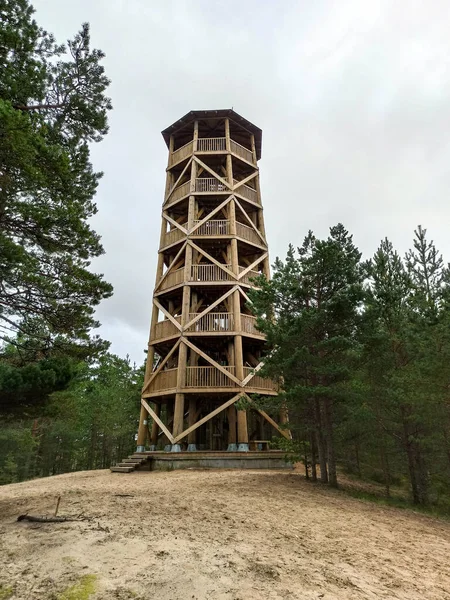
[[173, 393, 243, 443], [242, 394, 291, 440], [141, 398, 175, 444], [183, 338, 241, 385]]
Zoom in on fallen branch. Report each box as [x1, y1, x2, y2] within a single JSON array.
[[17, 513, 89, 523]]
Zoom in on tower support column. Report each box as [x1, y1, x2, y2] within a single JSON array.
[[227, 404, 237, 451], [149, 402, 161, 450], [187, 397, 197, 451], [136, 404, 148, 453]]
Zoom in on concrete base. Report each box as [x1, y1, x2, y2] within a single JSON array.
[[238, 443, 249, 452], [136, 445, 145, 453], [131, 450, 293, 472], [149, 445, 156, 452], [187, 444, 197, 452], [227, 443, 238, 452], [171, 444, 182, 453]]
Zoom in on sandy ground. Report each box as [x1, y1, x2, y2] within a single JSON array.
[[0, 469, 449, 600]]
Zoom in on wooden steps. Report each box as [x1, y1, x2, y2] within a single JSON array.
[[110, 453, 148, 473]]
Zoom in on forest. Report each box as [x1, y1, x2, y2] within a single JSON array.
[[2, 1, 450, 513]]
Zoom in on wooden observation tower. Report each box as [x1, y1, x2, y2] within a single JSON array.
[[136, 109, 290, 458]]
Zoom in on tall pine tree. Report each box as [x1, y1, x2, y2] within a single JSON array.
[[0, 0, 113, 361]]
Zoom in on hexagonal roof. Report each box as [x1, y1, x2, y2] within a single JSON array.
[[161, 109, 262, 160]]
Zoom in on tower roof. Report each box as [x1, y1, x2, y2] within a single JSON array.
[[161, 109, 262, 160]]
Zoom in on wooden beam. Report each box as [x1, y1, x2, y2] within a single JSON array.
[[237, 253, 268, 280], [233, 171, 257, 191], [142, 338, 181, 391], [153, 298, 182, 331], [238, 286, 253, 305], [183, 338, 241, 385], [166, 158, 192, 201], [241, 360, 264, 386], [173, 393, 243, 443], [190, 196, 233, 234], [234, 197, 266, 245], [183, 286, 238, 330], [193, 156, 232, 190], [242, 394, 291, 441], [188, 240, 237, 280], [163, 213, 188, 235], [154, 242, 187, 291], [141, 398, 175, 444]]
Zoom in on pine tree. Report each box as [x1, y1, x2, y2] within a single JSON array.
[[250, 224, 364, 486], [0, 0, 113, 358]]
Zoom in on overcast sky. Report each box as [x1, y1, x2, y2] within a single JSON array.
[[32, 0, 450, 365]]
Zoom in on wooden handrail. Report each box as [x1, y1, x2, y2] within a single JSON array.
[[170, 140, 193, 166], [191, 264, 233, 282], [195, 178, 229, 193], [236, 221, 261, 246], [233, 179, 258, 203], [230, 139, 254, 164], [187, 312, 233, 332], [185, 366, 236, 388], [192, 220, 229, 236], [197, 137, 226, 152]]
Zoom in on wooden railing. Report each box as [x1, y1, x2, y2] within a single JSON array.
[[187, 312, 233, 332], [192, 220, 229, 236], [191, 264, 234, 282], [185, 366, 236, 388], [170, 138, 254, 165], [230, 139, 254, 164], [154, 316, 181, 340], [240, 314, 263, 336], [147, 368, 178, 392], [233, 179, 258, 204], [243, 367, 278, 391], [170, 140, 193, 166], [236, 221, 262, 246], [239, 267, 262, 284], [167, 180, 190, 204], [161, 223, 187, 248], [195, 178, 229, 193], [159, 267, 185, 291], [147, 365, 277, 392], [197, 137, 226, 152]]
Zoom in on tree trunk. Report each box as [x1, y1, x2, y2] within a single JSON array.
[[401, 409, 420, 504], [310, 431, 317, 482], [354, 439, 361, 478], [314, 398, 328, 483], [323, 398, 338, 487], [303, 442, 309, 479]]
